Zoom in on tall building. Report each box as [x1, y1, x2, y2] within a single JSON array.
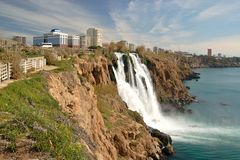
[[208, 49, 212, 57], [129, 43, 135, 52], [68, 35, 79, 48], [153, 46, 158, 53], [12, 36, 26, 45], [86, 28, 102, 47], [33, 29, 68, 47], [33, 36, 44, 46], [79, 34, 87, 49]]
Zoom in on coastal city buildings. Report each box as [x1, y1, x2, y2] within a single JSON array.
[[129, 43, 135, 52], [79, 34, 87, 49], [68, 35, 80, 48], [208, 49, 212, 57], [153, 46, 158, 53], [86, 28, 103, 47], [33, 28, 103, 48], [33, 29, 68, 47], [12, 36, 26, 45]]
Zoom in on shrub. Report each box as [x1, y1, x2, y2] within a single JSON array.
[[0, 52, 23, 79], [44, 52, 57, 65], [0, 47, 4, 53]]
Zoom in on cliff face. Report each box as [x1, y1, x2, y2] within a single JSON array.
[[46, 55, 170, 160], [74, 55, 112, 85], [47, 71, 116, 160], [139, 53, 194, 106]]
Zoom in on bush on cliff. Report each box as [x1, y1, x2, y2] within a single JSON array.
[[0, 52, 23, 79], [44, 52, 57, 65]]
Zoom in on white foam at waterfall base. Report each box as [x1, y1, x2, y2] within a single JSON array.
[[112, 52, 240, 145]]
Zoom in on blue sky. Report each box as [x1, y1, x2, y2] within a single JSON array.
[[0, 0, 240, 56]]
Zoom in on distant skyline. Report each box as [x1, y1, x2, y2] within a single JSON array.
[[0, 0, 240, 56]]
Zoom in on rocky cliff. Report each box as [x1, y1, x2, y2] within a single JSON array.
[[46, 55, 173, 160], [139, 52, 195, 109]]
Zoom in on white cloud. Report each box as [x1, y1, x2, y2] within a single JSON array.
[[110, 0, 195, 47], [196, 2, 240, 20], [0, 0, 117, 42], [172, 0, 202, 9]]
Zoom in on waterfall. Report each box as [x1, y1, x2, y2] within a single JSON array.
[[112, 52, 169, 130], [112, 52, 240, 145]]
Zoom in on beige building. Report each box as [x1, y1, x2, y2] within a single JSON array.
[[129, 43, 135, 52], [79, 34, 87, 49], [68, 35, 80, 48], [12, 36, 26, 45], [86, 28, 102, 47]]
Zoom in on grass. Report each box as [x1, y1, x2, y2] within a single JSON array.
[[54, 58, 74, 72], [95, 84, 144, 129], [95, 84, 118, 129], [0, 74, 87, 159]]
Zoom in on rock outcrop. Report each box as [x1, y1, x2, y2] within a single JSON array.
[[47, 71, 117, 160], [74, 55, 112, 85], [139, 53, 194, 107], [46, 55, 171, 159]]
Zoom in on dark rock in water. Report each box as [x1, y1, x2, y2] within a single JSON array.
[[148, 127, 176, 156], [220, 102, 231, 107], [185, 71, 200, 81], [186, 86, 190, 90]]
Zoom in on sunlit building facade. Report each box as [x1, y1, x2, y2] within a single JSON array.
[[68, 35, 80, 48], [33, 29, 68, 47], [86, 28, 102, 47]]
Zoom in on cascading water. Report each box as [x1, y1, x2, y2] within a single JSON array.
[[112, 52, 240, 144], [112, 52, 171, 130]]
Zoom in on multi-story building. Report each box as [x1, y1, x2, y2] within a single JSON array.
[[68, 35, 80, 48], [33, 36, 44, 46], [79, 34, 87, 49], [86, 28, 102, 47], [208, 49, 212, 57], [33, 29, 68, 47], [129, 43, 135, 52], [153, 46, 158, 53], [12, 36, 26, 45]]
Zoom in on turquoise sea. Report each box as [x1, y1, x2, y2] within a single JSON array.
[[170, 68, 240, 160]]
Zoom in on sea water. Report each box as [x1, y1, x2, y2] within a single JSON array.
[[171, 68, 240, 160], [112, 53, 240, 160]]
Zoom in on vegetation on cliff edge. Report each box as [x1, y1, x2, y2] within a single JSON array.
[[0, 74, 87, 159]]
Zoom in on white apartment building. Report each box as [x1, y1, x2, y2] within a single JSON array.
[[86, 28, 102, 47], [129, 43, 135, 52], [79, 34, 87, 49], [68, 35, 80, 48]]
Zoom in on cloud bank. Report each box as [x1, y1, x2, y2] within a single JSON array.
[[0, 0, 239, 56]]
